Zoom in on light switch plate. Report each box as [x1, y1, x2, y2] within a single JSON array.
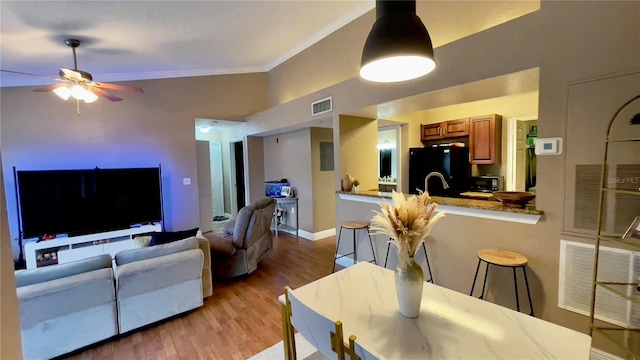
[[534, 137, 563, 155], [183, 178, 191, 185]]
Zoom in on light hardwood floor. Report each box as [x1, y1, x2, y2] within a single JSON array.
[[63, 233, 338, 360]]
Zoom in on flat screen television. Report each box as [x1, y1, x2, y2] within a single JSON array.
[[17, 167, 163, 239]]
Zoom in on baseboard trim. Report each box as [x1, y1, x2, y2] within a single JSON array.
[[298, 228, 336, 241]]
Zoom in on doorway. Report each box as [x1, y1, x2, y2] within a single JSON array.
[[230, 140, 246, 214]]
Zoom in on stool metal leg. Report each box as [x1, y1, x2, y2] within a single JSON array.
[[384, 241, 392, 268], [366, 228, 377, 265], [332, 226, 344, 273], [422, 243, 433, 284], [353, 229, 358, 264], [479, 262, 490, 300], [513, 267, 521, 313], [522, 266, 535, 316], [470, 258, 482, 296]]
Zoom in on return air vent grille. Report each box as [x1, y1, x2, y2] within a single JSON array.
[[311, 96, 332, 116], [559, 240, 640, 328]]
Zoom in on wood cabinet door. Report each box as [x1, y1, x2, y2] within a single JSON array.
[[469, 114, 502, 164], [421, 123, 443, 140], [443, 118, 469, 138]]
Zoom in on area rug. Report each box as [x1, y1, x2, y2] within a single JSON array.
[[249, 333, 329, 360]]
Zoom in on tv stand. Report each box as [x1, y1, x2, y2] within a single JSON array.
[[23, 223, 162, 269]]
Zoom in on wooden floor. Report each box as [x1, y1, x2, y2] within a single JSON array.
[[64, 233, 338, 360]]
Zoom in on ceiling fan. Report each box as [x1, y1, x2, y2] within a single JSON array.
[[1, 38, 143, 106]]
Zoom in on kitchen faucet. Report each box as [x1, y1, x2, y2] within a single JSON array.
[[424, 171, 450, 194]]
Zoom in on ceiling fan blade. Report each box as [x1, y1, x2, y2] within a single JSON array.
[[1, 69, 57, 80], [93, 81, 144, 93], [90, 87, 122, 102], [33, 83, 67, 92]]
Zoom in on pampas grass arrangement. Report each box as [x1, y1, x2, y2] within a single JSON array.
[[370, 190, 445, 265]]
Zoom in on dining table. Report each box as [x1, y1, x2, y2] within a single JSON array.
[[282, 261, 591, 359]]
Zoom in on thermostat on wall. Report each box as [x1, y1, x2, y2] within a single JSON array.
[[534, 137, 563, 155]]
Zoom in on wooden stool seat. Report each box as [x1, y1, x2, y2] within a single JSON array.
[[477, 249, 528, 267], [332, 221, 377, 272], [470, 248, 534, 316], [341, 221, 370, 230]]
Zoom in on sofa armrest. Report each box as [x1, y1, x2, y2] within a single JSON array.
[[196, 236, 213, 297], [116, 249, 203, 299], [17, 268, 115, 328]]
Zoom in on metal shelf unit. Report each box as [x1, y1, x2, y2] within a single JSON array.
[[272, 197, 299, 237], [589, 94, 640, 358]]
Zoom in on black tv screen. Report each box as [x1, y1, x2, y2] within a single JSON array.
[[17, 167, 162, 239]]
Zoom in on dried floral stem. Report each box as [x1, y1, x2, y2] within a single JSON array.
[[370, 190, 445, 265]]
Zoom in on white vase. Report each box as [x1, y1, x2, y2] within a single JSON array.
[[353, 185, 359, 193], [394, 256, 424, 318]]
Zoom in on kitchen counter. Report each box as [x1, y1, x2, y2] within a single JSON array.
[[337, 190, 543, 224]]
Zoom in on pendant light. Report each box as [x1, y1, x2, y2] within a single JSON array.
[[360, 0, 435, 83]]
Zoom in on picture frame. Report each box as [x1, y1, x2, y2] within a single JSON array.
[[281, 186, 292, 198], [622, 216, 640, 240]]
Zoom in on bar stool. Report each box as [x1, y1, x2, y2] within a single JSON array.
[[332, 221, 377, 272], [383, 240, 434, 283], [469, 248, 534, 316]]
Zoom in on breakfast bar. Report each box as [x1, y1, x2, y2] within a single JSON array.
[[283, 262, 591, 359], [338, 190, 544, 225]]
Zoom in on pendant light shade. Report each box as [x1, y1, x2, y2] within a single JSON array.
[[360, 0, 435, 83]]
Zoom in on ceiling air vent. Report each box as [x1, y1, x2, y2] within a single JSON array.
[[311, 96, 332, 116]]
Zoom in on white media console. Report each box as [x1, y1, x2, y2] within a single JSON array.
[[23, 223, 162, 269]]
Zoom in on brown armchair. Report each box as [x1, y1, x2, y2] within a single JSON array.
[[204, 197, 276, 278]]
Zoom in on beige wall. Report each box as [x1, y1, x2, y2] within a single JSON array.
[[339, 115, 378, 191], [310, 128, 335, 232], [263, 129, 313, 232], [245, 136, 266, 204], [0, 152, 22, 359], [243, 1, 639, 353], [1, 73, 268, 257]]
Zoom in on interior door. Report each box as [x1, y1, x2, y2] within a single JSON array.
[[515, 121, 527, 192], [209, 142, 224, 217], [196, 141, 214, 233]]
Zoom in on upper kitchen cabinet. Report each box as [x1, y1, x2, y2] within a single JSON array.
[[421, 118, 469, 141], [469, 114, 502, 164]]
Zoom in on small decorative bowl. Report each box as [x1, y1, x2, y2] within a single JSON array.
[[492, 191, 536, 209]]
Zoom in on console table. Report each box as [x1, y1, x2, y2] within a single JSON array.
[[23, 223, 162, 269], [273, 197, 298, 237], [282, 262, 591, 359]]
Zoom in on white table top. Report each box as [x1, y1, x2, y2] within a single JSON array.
[[286, 262, 591, 359]]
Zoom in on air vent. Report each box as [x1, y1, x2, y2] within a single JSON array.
[[311, 96, 332, 116], [559, 240, 640, 328]]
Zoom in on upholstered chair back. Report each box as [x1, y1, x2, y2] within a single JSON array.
[[232, 197, 276, 249]]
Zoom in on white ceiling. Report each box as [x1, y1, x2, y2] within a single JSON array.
[[0, 0, 373, 87], [0, 1, 540, 88]]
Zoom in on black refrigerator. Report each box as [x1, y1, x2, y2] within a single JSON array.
[[408, 146, 470, 195]]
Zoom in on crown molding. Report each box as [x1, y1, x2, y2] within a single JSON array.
[[264, 1, 374, 71]]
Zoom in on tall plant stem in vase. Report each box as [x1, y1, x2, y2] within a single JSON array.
[[370, 190, 445, 318]]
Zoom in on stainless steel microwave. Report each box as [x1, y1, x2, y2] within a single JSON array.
[[469, 175, 503, 192]]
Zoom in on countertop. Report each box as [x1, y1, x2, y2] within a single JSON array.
[[337, 189, 543, 217], [282, 262, 590, 359]]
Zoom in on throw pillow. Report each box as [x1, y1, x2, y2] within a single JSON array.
[[132, 235, 152, 249], [148, 228, 199, 246]]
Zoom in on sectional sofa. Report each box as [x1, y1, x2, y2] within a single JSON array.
[[15, 236, 211, 360]]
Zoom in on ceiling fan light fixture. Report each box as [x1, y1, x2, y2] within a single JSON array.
[[360, 0, 436, 83], [83, 89, 98, 103], [70, 84, 85, 100], [53, 86, 72, 100]]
